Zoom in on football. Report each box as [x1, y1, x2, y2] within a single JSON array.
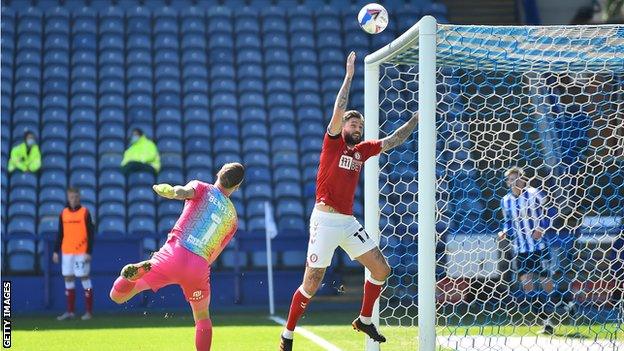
[[357, 3, 389, 34]]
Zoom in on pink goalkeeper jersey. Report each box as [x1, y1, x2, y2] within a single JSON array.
[[170, 180, 238, 264]]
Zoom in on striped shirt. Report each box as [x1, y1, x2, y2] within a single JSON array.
[[500, 187, 549, 254]]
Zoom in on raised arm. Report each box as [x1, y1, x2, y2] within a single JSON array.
[[380, 113, 419, 152], [328, 51, 356, 136], [153, 183, 195, 200]]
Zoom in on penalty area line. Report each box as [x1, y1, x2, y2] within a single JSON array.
[[269, 315, 343, 351]]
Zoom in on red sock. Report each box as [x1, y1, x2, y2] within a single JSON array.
[[360, 279, 384, 318], [84, 289, 93, 314], [285, 287, 311, 331], [195, 319, 212, 351], [66, 288, 76, 314]]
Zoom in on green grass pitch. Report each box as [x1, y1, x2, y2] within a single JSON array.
[[11, 311, 623, 350]]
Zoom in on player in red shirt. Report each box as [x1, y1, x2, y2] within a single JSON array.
[[279, 52, 419, 350]]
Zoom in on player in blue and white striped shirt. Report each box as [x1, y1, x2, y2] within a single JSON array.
[[498, 166, 556, 333]]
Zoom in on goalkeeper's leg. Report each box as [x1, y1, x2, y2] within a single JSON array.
[[190, 294, 212, 351], [109, 261, 152, 304]]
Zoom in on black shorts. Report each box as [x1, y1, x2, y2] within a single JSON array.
[[516, 250, 549, 277]]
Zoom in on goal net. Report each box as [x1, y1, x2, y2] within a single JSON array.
[[364, 17, 624, 351]]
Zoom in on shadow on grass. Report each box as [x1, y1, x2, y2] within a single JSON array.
[[13, 310, 355, 331]]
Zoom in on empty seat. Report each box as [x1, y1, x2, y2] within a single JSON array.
[[273, 167, 301, 183], [243, 152, 270, 168], [7, 217, 36, 236], [99, 170, 125, 187], [128, 202, 156, 219], [128, 187, 154, 204], [276, 199, 305, 218], [99, 187, 125, 205], [7, 236, 36, 272], [98, 216, 125, 236], [275, 182, 302, 199], [10, 172, 37, 188], [246, 167, 271, 183], [245, 182, 272, 201]]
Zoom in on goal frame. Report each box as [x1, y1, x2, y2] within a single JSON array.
[[363, 15, 438, 351]]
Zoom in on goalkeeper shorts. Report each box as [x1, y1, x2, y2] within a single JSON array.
[[306, 209, 377, 268], [142, 235, 211, 302]]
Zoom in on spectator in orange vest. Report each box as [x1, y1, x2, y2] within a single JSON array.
[[52, 187, 95, 321]]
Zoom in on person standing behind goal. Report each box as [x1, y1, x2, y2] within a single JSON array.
[[498, 166, 574, 334], [279, 51, 419, 351], [53, 187, 95, 321]]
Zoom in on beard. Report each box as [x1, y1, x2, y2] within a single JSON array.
[[344, 132, 362, 145]]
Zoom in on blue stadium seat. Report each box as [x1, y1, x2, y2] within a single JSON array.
[[128, 187, 155, 205], [185, 153, 213, 170], [237, 49, 262, 65], [128, 171, 156, 187], [8, 199, 36, 219], [238, 64, 263, 80], [7, 217, 36, 236], [263, 32, 288, 49], [262, 49, 289, 68], [245, 199, 266, 220], [278, 217, 305, 232], [69, 154, 96, 172], [242, 137, 269, 154], [246, 167, 271, 183], [129, 202, 156, 219], [158, 169, 184, 185], [9, 172, 37, 189], [98, 216, 126, 236], [70, 120, 96, 139], [158, 138, 183, 154], [265, 64, 290, 79], [243, 152, 270, 168], [271, 138, 298, 153], [290, 17, 314, 33], [99, 186, 125, 205], [39, 184, 65, 204], [214, 152, 243, 168], [239, 107, 266, 124], [275, 182, 302, 199], [69, 139, 96, 157], [276, 199, 304, 218], [161, 153, 184, 170], [99, 139, 125, 155], [213, 138, 241, 154], [155, 122, 182, 141], [7, 235, 36, 272], [300, 137, 323, 154], [99, 170, 125, 188], [182, 33, 206, 49], [214, 121, 240, 137], [158, 201, 183, 217], [186, 167, 213, 183], [245, 183, 272, 201], [158, 216, 177, 235], [208, 18, 233, 34], [41, 123, 67, 140], [241, 73, 265, 91], [274, 167, 301, 183], [9, 186, 36, 205], [183, 94, 210, 110], [239, 91, 264, 108], [69, 170, 96, 188], [271, 123, 297, 139], [272, 152, 299, 168], [38, 216, 59, 237], [267, 93, 293, 108], [303, 166, 317, 183]]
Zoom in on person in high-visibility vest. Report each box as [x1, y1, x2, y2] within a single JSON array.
[[120, 128, 161, 175], [7, 131, 41, 173], [53, 187, 95, 321]]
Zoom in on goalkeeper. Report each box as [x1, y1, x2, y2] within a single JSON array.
[[498, 166, 575, 334], [109, 163, 244, 351]]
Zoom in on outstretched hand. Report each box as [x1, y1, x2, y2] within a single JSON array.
[[153, 183, 175, 199], [346, 51, 356, 78]]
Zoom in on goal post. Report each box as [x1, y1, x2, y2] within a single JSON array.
[[364, 16, 624, 351]]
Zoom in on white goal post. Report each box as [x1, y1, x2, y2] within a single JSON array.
[[364, 16, 623, 351]]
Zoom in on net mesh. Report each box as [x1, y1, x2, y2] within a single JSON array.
[[375, 24, 624, 350]]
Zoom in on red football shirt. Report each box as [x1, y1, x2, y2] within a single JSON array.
[[315, 132, 383, 215]]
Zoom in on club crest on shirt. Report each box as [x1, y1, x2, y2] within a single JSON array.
[[354, 152, 361, 160], [339, 155, 363, 171]]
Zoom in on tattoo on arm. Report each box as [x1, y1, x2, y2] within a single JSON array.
[[381, 114, 419, 152], [335, 76, 352, 111]]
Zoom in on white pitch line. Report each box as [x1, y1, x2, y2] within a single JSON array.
[[269, 315, 343, 351]]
